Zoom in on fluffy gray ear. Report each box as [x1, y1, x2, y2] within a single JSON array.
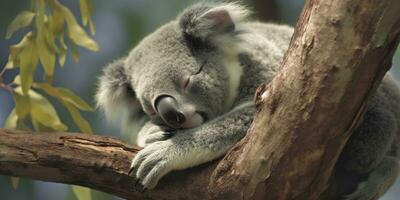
[[96, 58, 144, 122], [179, 2, 249, 40]]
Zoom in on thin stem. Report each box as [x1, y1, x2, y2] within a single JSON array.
[[0, 66, 7, 78], [0, 82, 15, 95]]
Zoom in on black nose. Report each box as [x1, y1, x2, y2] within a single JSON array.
[[155, 95, 186, 128]]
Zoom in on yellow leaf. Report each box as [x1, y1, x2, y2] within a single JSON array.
[[57, 87, 93, 111], [31, 117, 53, 132], [35, 0, 46, 30], [34, 83, 93, 133], [6, 32, 32, 69], [45, 16, 60, 53], [14, 91, 31, 119], [33, 82, 58, 96], [59, 35, 67, 67], [88, 19, 95, 35], [11, 177, 20, 189], [13, 75, 21, 85], [79, 0, 91, 26], [29, 89, 67, 131], [55, 1, 99, 51], [72, 185, 92, 200], [50, 10, 65, 36], [36, 25, 56, 76], [19, 35, 38, 94], [4, 109, 18, 129], [62, 101, 92, 133], [6, 11, 36, 39], [71, 43, 80, 62]]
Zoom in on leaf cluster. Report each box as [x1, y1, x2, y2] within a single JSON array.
[[2, 0, 97, 134]]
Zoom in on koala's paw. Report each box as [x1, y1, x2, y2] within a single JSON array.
[[130, 140, 180, 189], [137, 125, 174, 147], [343, 181, 379, 200], [143, 131, 173, 146]]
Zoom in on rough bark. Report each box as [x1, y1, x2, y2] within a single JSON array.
[[1, 0, 400, 199], [210, 0, 400, 199], [0, 129, 215, 200]]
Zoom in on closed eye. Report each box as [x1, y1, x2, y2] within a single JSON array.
[[183, 61, 206, 90], [183, 76, 191, 89], [194, 61, 206, 75]]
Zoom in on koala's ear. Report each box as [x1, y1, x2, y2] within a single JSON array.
[[96, 58, 144, 122], [179, 2, 249, 40]]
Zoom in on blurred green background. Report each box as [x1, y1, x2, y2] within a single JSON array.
[[0, 0, 399, 199]]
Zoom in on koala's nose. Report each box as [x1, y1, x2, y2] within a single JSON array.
[[155, 95, 186, 128]]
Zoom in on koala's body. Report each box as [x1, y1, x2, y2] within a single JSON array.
[[96, 2, 400, 199]]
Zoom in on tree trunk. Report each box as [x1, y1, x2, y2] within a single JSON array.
[[1, 0, 400, 199]]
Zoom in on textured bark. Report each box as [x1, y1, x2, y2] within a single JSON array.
[[0, 129, 215, 200], [210, 0, 400, 199], [1, 0, 400, 199]]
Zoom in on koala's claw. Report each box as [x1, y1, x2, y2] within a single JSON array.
[[130, 140, 177, 189]]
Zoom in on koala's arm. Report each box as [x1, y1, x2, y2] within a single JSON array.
[[131, 101, 255, 189]]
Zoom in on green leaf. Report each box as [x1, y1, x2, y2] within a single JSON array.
[[88, 19, 95, 35], [72, 185, 92, 200], [31, 117, 53, 132], [4, 109, 18, 129], [5, 32, 32, 69], [59, 34, 67, 66], [71, 42, 80, 62], [50, 10, 65, 36], [62, 101, 92, 133], [79, 0, 91, 26], [45, 16, 60, 53], [29, 89, 67, 131], [6, 11, 36, 39], [35, 83, 92, 111], [10, 177, 20, 189], [36, 25, 56, 77], [57, 88, 93, 111], [34, 0, 46, 30], [14, 91, 31, 119], [34, 83, 93, 133], [55, 1, 99, 51], [19, 34, 38, 94]]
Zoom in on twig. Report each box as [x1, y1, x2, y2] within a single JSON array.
[[0, 82, 15, 95]]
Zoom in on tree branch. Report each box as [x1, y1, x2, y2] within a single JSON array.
[[1, 0, 400, 199], [0, 129, 214, 200], [210, 0, 400, 199]]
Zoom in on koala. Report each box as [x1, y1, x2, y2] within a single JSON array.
[[96, 2, 400, 199]]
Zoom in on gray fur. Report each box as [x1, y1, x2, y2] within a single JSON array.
[[96, 2, 400, 197]]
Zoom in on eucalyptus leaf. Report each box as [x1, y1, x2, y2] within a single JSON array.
[[79, 0, 91, 26], [5, 32, 32, 69], [19, 35, 38, 94], [62, 101, 93, 133], [5, 11, 35, 39], [55, 1, 99, 51], [29, 89, 67, 131], [4, 109, 18, 129], [36, 25, 56, 76], [72, 185, 92, 200], [57, 88, 93, 111], [14, 92, 31, 119]]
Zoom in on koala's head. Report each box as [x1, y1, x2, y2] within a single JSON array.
[[97, 3, 249, 130]]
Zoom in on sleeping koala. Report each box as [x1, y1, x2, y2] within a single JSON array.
[[96, 2, 400, 199]]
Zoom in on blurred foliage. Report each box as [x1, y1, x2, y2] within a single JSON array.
[[0, 0, 98, 199], [1, 0, 96, 133]]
